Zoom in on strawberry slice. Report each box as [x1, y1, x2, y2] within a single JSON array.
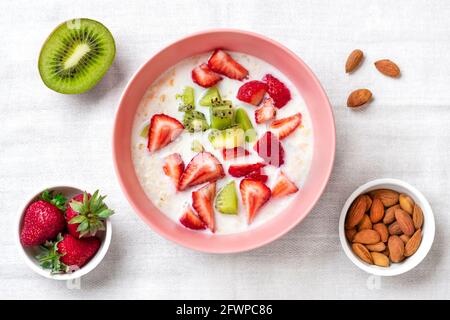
[[163, 153, 185, 189], [192, 182, 216, 232], [179, 206, 206, 230], [245, 169, 268, 183], [253, 131, 285, 167], [221, 147, 250, 160], [240, 178, 271, 223], [272, 171, 299, 198], [270, 113, 302, 140], [262, 74, 291, 108], [208, 49, 249, 80], [148, 114, 184, 152], [228, 162, 266, 177], [178, 152, 225, 191], [255, 98, 277, 124], [192, 63, 223, 88], [236, 81, 268, 106]]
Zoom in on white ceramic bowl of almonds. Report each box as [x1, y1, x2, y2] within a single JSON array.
[[339, 178, 435, 276]]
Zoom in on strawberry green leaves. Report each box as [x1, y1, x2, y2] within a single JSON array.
[[36, 234, 67, 274], [41, 190, 67, 210]]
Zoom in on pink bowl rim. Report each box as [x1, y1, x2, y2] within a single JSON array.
[[112, 28, 336, 253]]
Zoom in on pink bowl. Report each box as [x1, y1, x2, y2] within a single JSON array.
[[113, 29, 335, 253]]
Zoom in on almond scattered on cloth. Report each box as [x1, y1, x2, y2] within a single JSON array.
[[347, 89, 372, 108], [345, 49, 364, 73], [374, 59, 401, 78], [345, 189, 424, 267]]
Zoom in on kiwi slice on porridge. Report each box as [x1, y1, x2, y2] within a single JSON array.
[[215, 181, 238, 214], [38, 18, 116, 94], [210, 104, 234, 130], [200, 87, 221, 106], [183, 111, 209, 133]]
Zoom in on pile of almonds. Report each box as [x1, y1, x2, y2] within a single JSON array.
[[345, 49, 401, 108], [345, 189, 423, 267]]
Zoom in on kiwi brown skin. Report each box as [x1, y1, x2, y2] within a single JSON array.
[[38, 18, 116, 94]]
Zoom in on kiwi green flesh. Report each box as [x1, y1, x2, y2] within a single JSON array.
[[183, 111, 209, 132], [38, 18, 116, 94], [208, 127, 245, 149], [210, 105, 234, 130], [200, 87, 221, 106], [235, 108, 256, 142], [215, 181, 238, 214]]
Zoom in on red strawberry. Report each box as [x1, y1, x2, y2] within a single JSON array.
[[272, 171, 299, 198], [255, 97, 277, 124], [236, 80, 268, 106], [178, 152, 225, 191], [36, 233, 100, 273], [191, 63, 223, 88], [245, 169, 269, 183], [240, 178, 271, 223], [208, 49, 249, 80], [66, 190, 114, 238], [192, 182, 216, 232], [253, 131, 285, 167], [221, 147, 250, 160], [148, 114, 184, 152], [58, 234, 100, 268], [228, 162, 266, 177], [179, 206, 206, 230], [262, 74, 291, 108], [163, 153, 185, 189], [270, 113, 302, 140], [20, 191, 66, 246]]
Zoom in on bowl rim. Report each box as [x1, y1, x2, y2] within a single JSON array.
[[16, 184, 112, 280], [112, 28, 336, 253], [338, 178, 435, 276]]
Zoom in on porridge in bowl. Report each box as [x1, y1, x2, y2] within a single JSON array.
[[132, 49, 313, 234]]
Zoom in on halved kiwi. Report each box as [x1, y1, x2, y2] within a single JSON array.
[[38, 18, 116, 94]]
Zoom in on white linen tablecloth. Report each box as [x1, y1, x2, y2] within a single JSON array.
[[0, 0, 448, 299]]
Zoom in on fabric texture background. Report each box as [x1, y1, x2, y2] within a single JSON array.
[[0, 0, 448, 299]]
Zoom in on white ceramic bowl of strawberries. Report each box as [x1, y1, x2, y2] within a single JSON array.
[[16, 185, 113, 280], [339, 178, 435, 276]]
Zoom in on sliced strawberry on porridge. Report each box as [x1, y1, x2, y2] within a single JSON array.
[[178, 152, 225, 191], [148, 114, 184, 152], [192, 182, 216, 232], [208, 49, 249, 80], [240, 178, 271, 224]]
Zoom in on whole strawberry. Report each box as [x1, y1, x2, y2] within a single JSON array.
[[36, 233, 100, 272], [20, 190, 66, 246], [66, 190, 114, 238]]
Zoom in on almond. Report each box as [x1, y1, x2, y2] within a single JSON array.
[[366, 242, 386, 252], [413, 204, 424, 229], [357, 214, 373, 231], [347, 89, 372, 108], [374, 59, 400, 78], [345, 228, 357, 242], [399, 194, 414, 214], [352, 243, 373, 264], [369, 189, 399, 207], [373, 223, 389, 242], [388, 221, 403, 235], [353, 229, 380, 244], [405, 229, 422, 257], [384, 204, 399, 224], [363, 194, 372, 212], [395, 208, 415, 236], [371, 252, 390, 267], [345, 49, 364, 73], [345, 195, 366, 228], [400, 234, 410, 244], [388, 235, 405, 263], [370, 197, 384, 223]]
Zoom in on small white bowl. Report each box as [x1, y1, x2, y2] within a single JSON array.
[[16, 185, 112, 280], [339, 178, 435, 276]]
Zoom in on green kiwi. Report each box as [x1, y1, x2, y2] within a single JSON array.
[[191, 140, 204, 152], [140, 123, 150, 138], [235, 108, 257, 142], [183, 111, 209, 133], [208, 126, 245, 149], [200, 87, 221, 106], [212, 99, 233, 108], [215, 181, 238, 214], [38, 18, 116, 94], [176, 86, 195, 110], [210, 104, 234, 130]]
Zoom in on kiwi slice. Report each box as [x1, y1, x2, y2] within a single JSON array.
[[140, 123, 150, 138], [235, 108, 257, 142], [38, 18, 116, 94], [210, 105, 234, 130], [176, 86, 195, 110], [212, 99, 233, 108], [215, 181, 238, 215], [183, 111, 209, 133], [208, 127, 245, 149], [191, 140, 204, 152], [200, 87, 221, 106]]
